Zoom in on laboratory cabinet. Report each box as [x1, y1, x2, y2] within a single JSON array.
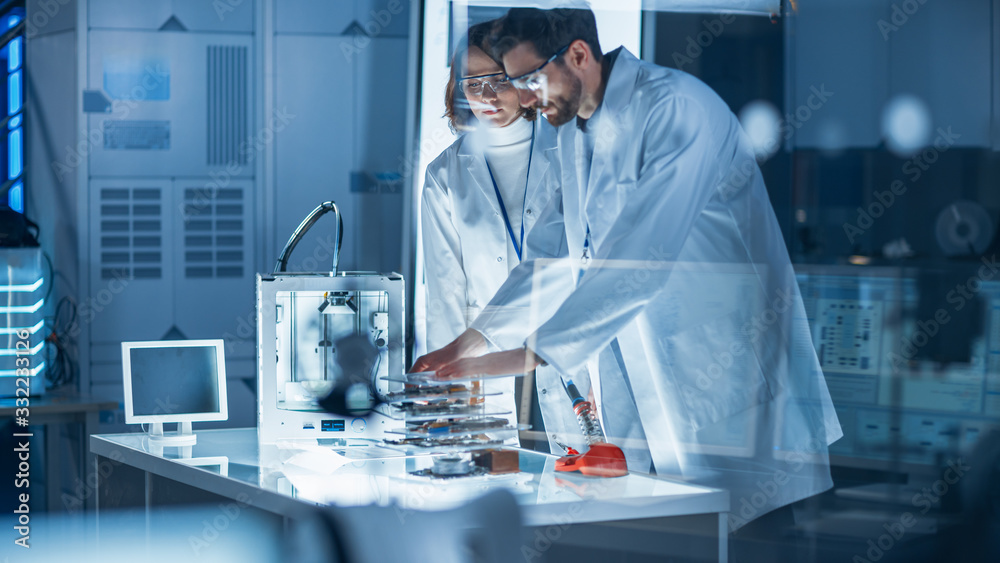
[[788, 0, 996, 149]]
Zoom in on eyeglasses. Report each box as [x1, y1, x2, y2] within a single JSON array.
[[460, 72, 512, 96], [507, 44, 570, 91]]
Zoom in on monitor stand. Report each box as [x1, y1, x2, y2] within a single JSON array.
[[147, 443, 194, 458], [147, 422, 197, 446]]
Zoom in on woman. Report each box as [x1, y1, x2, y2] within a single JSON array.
[[420, 21, 565, 446]]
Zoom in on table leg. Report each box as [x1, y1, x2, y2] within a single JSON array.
[[719, 513, 729, 563], [84, 411, 99, 512], [145, 472, 153, 551], [95, 454, 102, 547], [46, 423, 60, 512]]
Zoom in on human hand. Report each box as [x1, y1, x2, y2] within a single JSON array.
[[409, 328, 489, 373], [434, 347, 543, 379]]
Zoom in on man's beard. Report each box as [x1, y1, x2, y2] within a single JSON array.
[[539, 74, 582, 127]]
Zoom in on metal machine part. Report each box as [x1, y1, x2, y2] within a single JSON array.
[[574, 401, 605, 446], [564, 379, 606, 446], [274, 201, 342, 275], [431, 455, 474, 476], [935, 200, 994, 257]]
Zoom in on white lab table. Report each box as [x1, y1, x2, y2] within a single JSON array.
[[91, 428, 730, 562]]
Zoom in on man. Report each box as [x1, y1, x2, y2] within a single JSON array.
[[413, 7, 841, 531]]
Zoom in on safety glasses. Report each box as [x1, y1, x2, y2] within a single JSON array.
[[460, 72, 512, 96], [506, 44, 570, 91]]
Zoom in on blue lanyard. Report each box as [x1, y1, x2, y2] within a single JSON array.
[[485, 127, 535, 263]]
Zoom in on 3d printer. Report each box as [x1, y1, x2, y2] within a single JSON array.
[[257, 202, 403, 443]]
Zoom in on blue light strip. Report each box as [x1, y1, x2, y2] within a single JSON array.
[[8, 37, 19, 72], [8, 69, 20, 115], [0, 278, 43, 292], [0, 340, 44, 356], [0, 319, 44, 335], [0, 361, 45, 377], [8, 127, 21, 178], [0, 298, 43, 314], [5, 10, 24, 215], [7, 180, 22, 212]]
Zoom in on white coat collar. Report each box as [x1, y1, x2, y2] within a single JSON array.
[[458, 118, 557, 218], [597, 47, 642, 124], [579, 48, 641, 207]]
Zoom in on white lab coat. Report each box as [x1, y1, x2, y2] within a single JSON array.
[[421, 117, 586, 450], [472, 48, 842, 529]]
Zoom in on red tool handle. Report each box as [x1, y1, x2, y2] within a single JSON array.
[[555, 442, 628, 477]]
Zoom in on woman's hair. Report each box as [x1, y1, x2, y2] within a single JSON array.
[[443, 20, 536, 132]]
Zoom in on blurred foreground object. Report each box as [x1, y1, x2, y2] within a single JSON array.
[[290, 489, 523, 563]]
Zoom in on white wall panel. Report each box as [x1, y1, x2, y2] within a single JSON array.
[[90, 0, 254, 32], [26, 0, 78, 35], [353, 37, 408, 272], [276, 0, 409, 36], [87, 31, 254, 177], [273, 34, 357, 271], [88, 178, 176, 342], [172, 178, 257, 366]]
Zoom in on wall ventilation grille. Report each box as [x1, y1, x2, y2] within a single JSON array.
[[182, 187, 245, 279], [99, 187, 163, 280], [207, 45, 248, 166]]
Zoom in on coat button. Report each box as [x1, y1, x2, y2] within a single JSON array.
[[541, 388, 547, 394], [497, 256, 503, 262], [526, 209, 533, 215]]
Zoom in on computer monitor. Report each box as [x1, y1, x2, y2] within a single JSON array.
[[122, 339, 228, 445]]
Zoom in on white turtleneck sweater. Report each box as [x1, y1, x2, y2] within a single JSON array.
[[483, 117, 533, 272]]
